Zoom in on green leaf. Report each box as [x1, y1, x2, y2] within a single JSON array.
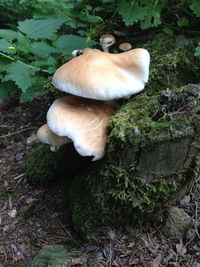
[[0, 39, 17, 54], [3, 62, 38, 92], [0, 57, 12, 71], [0, 30, 17, 41], [162, 26, 174, 36], [140, 3, 162, 29], [31, 57, 58, 73], [17, 32, 31, 54], [83, 10, 103, 23], [190, 0, 200, 17], [18, 18, 66, 40], [30, 41, 57, 58], [0, 81, 18, 99], [55, 34, 88, 54], [20, 76, 45, 103], [177, 17, 189, 27], [194, 44, 200, 57], [118, 0, 145, 26]]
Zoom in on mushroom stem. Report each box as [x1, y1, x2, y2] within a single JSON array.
[[102, 47, 109, 53], [99, 34, 116, 53]]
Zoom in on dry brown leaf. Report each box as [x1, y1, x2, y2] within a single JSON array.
[[176, 240, 187, 255], [151, 254, 162, 267]]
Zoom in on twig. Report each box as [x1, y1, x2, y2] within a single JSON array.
[[0, 220, 12, 227], [194, 201, 200, 240], [0, 127, 36, 138], [13, 173, 25, 180]]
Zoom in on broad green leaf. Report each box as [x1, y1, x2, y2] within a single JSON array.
[[85, 14, 103, 23], [31, 57, 58, 73], [20, 76, 45, 103], [0, 81, 18, 99], [3, 62, 39, 92], [77, 30, 87, 36], [194, 44, 200, 57], [0, 57, 11, 71], [55, 34, 88, 54], [140, 3, 162, 29], [17, 32, 31, 54], [0, 30, 17, 41], [18, 18, 66, 40], [30, 42, 57, 58], [0, 39, 17, 54], [190, 0, 200, 17], [118, 0, 145, 26]]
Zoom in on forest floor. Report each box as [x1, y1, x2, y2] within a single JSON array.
[[0, 94, 200, 267]]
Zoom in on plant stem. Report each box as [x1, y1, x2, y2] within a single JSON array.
[[0, 52, 15, 61], [0, 52, 49, 73]]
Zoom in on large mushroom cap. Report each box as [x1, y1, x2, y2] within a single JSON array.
[[47, 95, 115, 161], [52, 48, 150, 100]]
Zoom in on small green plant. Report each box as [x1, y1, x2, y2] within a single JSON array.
[[0, 17, 96, 102]]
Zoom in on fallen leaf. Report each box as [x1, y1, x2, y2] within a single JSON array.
[[70, 256, 87, 265], [151, 254, 162, 267], [83, 243, 99, 252], [176, 240, 187, 255], [179, 195, 191, 206], [8, 209, 17, 218]]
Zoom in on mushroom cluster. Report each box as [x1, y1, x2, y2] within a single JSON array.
[[37, 34, 150, 161]]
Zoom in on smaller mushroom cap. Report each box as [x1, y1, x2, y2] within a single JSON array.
[[99, 34, 116, 52], [47, 95, 115, 160], [37, 124, 71, 151], [119, 42, 132, 51]]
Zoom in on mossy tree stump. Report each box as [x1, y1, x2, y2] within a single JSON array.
[[69, 85, 200, 233], [24, 36, 200, 234]]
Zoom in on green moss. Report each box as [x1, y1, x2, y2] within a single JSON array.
[[23, 143, 92, 186], [69, 162, 191, 234], [68, 84, 200, 234], [23, 144, 63, 185], [21, 205, 45, 222], [0, 189, 12, 200], [140, 36, 200, 94], [43, 77, 65, 100]]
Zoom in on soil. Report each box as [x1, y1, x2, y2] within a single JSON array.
[[0, 94, 199, 267]]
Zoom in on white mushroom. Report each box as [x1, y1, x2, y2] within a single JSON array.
[[47, 95, 115, 161], [72, 48, 101, 57], [52, 48, 150, 100], [119, 42, 132, 52], [99, 34, 116, 52], [37, 124, 71, 152]]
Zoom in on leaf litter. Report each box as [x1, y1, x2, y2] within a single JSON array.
[[0, 94, 199, 266]]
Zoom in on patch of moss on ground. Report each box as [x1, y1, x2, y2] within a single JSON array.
[[0, 189, 13, 200], [23, 144, 64, 185], [23, 143, 91, 185]]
